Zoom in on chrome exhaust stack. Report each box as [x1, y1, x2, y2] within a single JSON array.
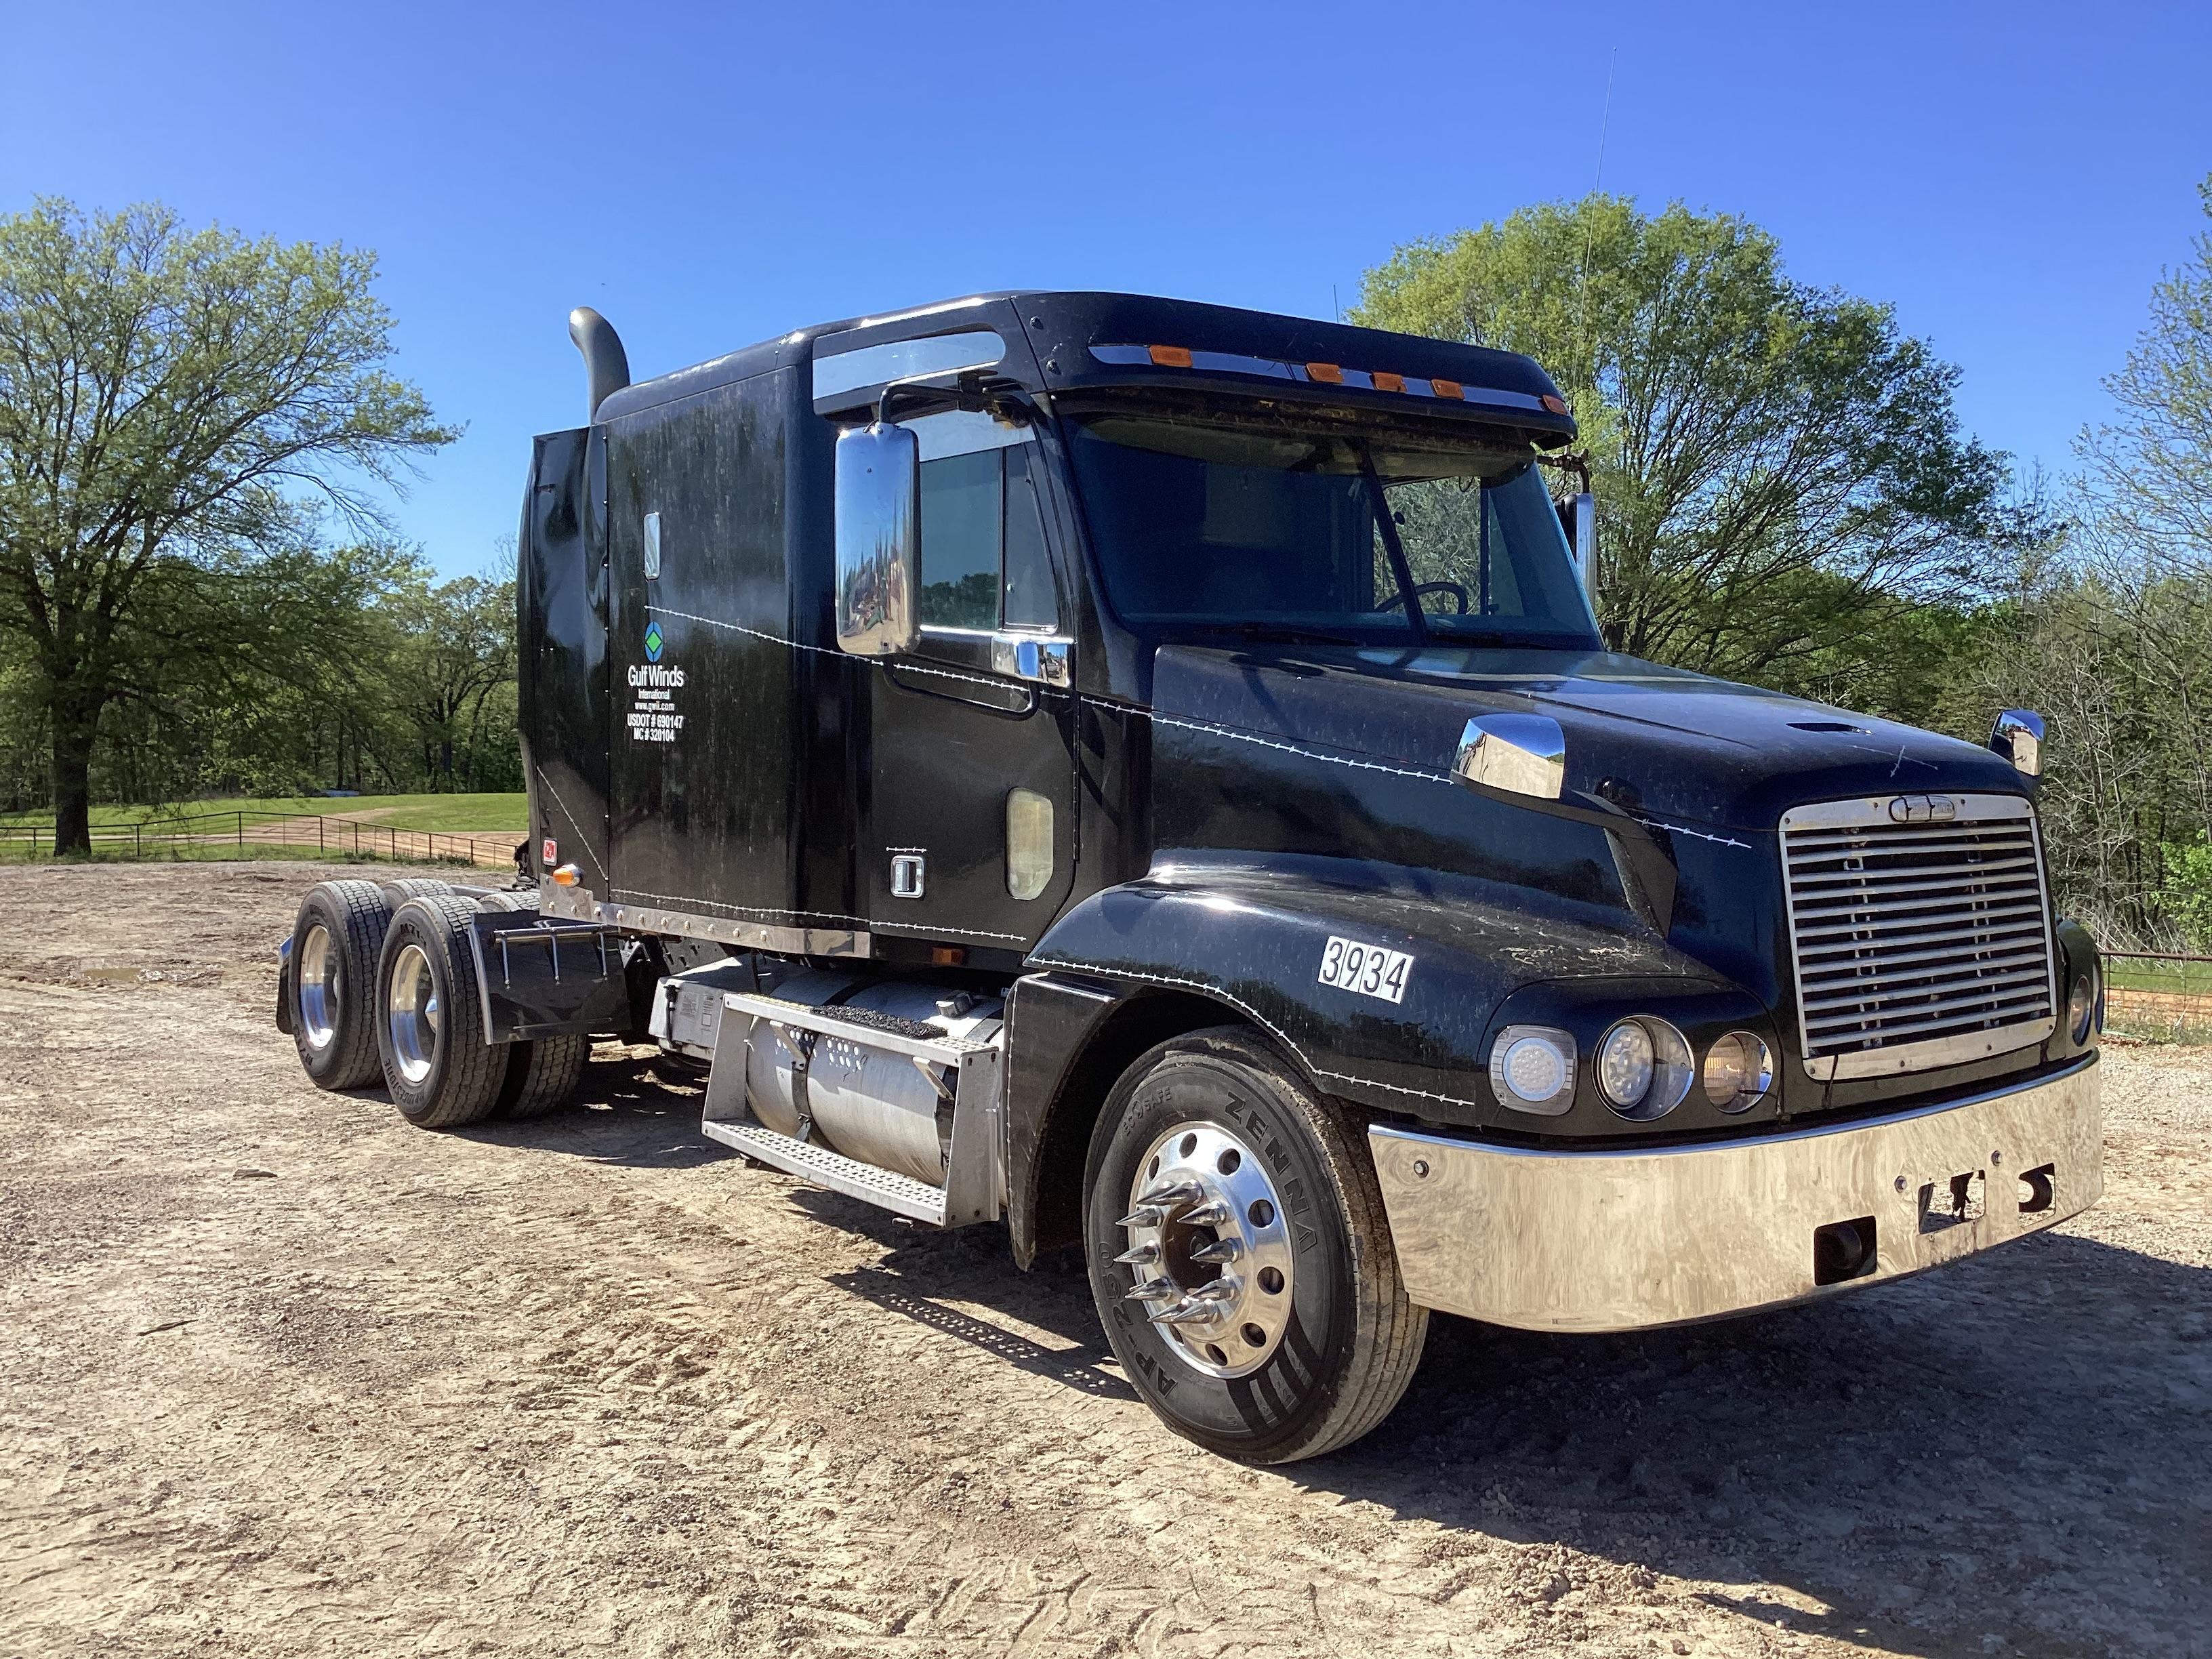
[[567, 306, 630, 421]]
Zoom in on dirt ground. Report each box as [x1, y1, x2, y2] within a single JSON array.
[[1, 862, 2206, 1659]]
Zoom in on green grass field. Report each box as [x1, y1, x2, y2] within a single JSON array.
[[0, 792, 527, 835], [2104, 954, 2212, 995], [0, 840, 486, 868]]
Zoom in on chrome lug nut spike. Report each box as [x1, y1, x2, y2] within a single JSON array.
[[1125, 1276, 1178, 1303], [1190, 1277, 1240, 1305], [1189, 1237, 1242, 1265], [1114, 1242, 1161, 1267], [1136, 1178, 1204, 1209], [1153, 1298, 1215, 1325], [1116, 1205, 1167, 1230], [1181, 1199, 1232, 1227]]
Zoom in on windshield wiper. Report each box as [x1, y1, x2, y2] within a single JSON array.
[[1358, 445, 1431, 644]]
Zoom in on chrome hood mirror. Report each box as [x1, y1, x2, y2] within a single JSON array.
[[1453, 714, 1567, 800], [834, 421, 920, 656], [1989, 709, 2045, 778]]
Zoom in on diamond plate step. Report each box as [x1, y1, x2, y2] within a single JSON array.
[[701, 1118, 949, 1226]]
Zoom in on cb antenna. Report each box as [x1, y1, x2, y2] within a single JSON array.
[[1576, 46, 1619, 407]]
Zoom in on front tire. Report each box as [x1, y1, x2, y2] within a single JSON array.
[[1082, 1027, 1427, 1464], [374, 897, 507, 1128]]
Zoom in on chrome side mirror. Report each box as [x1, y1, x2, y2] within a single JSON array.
[[1570, 492, 1596, 592], [1990, 709, 2045, 778], [1454, 714, 1567, 800], [834, 421, 920, 656]]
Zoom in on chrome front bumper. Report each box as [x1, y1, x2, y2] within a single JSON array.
[[1368, 1055, 2102, 1333]]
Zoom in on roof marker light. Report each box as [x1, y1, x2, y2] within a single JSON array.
[[1371, 371, 1406, 393], [1306, 362, 1345, 384], [1147, 344, 1193, 367], [1429, 377, 1462, 400], [1541, 393, 1570, 415]]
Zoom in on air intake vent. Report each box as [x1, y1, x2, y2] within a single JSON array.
[[1780, 796, 2055, 1081]]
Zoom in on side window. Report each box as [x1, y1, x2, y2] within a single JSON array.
[[919, 449, 1001, 628], [914, 423, 1060, 633], [1002, 445, 1057, 631]]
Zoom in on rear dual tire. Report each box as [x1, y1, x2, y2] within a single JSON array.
[[289, 880, 394, 1090], [377, 897, 508, 1128]]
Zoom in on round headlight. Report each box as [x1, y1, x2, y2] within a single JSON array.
[[1702, 1031, 1773, 1113], [2068, 965, 2098, 1046], [1488, 1025, 1577, 1115], [1597, 1021, 1654, 1107], [1597, 1017, 1692, 1119]]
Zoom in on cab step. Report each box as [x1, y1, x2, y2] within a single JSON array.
[[699, 1117, 954, 1225]]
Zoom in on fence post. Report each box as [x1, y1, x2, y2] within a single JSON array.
[[320, 817, 325, 852], [135, 823, 142, 859], [237, 813, 243, 850]]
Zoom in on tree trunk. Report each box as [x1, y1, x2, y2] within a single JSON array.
[[50, 705, 98, 858]]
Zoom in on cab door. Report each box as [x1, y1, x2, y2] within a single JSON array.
[[862, 410, 1078, 956]]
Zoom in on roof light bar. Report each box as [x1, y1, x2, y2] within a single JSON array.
[[1087, 344, 1563, 417]]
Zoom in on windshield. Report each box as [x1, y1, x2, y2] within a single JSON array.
[[1066, 409, 1599, 647]]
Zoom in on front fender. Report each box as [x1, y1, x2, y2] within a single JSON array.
[[1027, 853, 1719, 1129]]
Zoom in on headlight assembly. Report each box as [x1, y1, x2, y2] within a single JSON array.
[[1488, 1025, 1576, 1115], [2068, 960, 2101, 1046], [1701, 1031, 1773, 1113], [1597, 1017, 1693, 1119]]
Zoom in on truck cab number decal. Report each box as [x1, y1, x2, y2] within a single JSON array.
[[1318, 937, 1412, 1004]]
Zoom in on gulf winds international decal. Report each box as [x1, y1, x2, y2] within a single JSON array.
[[627, 619, 687, 743]]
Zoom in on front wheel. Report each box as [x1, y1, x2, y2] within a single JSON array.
[[1082, 1027, 1428, 1464]]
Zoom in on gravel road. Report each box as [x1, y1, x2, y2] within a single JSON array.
[[1, 862, 2206, 1658]]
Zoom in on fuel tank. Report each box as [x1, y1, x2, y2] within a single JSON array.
[[743, 971, 1004, 1186]]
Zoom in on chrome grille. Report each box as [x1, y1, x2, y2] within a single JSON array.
[[1780, 796, 2055, 1080]]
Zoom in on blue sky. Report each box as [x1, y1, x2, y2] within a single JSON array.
[[5, 0, 2209, 576]]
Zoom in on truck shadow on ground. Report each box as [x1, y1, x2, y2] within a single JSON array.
[[451, 1052, 733, 1169], [794, 1186, 2212, 1659]]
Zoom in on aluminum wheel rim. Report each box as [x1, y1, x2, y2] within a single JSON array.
[[386, 943, 441, 1086], [298, 924, 340, 1052], [1117, 1120, 1296, 1379]]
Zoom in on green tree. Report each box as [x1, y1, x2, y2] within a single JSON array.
[[1355, 195, 2025, 696], [0, 199, 453, 853], [377, 559, 520, 792]]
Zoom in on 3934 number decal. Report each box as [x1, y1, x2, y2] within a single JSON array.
[[1317, 936, 1413, 1004]]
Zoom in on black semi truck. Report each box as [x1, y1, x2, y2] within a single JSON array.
[[276, 291, 2104, 1464]]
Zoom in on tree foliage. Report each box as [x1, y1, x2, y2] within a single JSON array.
[[1355, 195, 2030, 707], [0, 199, 453, 851]]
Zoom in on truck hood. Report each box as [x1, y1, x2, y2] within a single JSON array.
[[1149, 642, 2029, 833]]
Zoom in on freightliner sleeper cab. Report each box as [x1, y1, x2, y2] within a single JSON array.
[[276, 291, 2104, 1464]]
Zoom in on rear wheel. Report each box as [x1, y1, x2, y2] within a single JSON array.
[[1083, 1027, 1427, 1464], [497, 1034, 589, 1119], [375, 897, 506, 1128], [289, 880, 394, 1090]]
